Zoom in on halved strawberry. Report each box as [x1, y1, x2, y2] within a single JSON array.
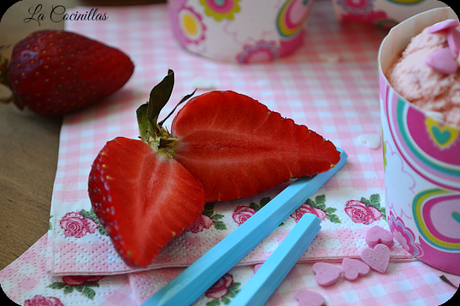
[[171, 91, 341, 202], [88, 71, 205, 267], [88, 70, 340, 266]]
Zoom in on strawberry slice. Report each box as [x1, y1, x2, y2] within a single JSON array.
[[171, 91, 340, 202], [88, 71, 205, 267]]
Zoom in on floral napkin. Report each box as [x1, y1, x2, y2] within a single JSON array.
[[1, 233, 458, 305]]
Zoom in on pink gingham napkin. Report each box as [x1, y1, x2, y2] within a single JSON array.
[[46, 1, 416, 276]]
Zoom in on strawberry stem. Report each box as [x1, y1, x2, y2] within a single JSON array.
[[158, 88, 196, 126], [136, 69, 195, 158]]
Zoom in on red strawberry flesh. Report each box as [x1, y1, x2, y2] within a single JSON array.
[[171, 91, 340, 202], [88, 137, 206, 267]]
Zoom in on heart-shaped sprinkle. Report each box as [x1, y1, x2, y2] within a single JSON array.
[[426, 47, 458, 75], [360, 244, 390, 273], [365, 225, 395, 248], [295, 289, 326, 306], [357, 134, 381, 149], [428, 19, 460, 34], [447, 27, 460, 55], [342, 258, 370, 281], [312, 262, 342, 286]]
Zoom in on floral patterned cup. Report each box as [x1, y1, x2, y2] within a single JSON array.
[[332, 0, 447, 28], [379, 7, 460, 276], [167, 0, 314, 63]]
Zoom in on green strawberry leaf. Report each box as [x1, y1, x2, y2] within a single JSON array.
[[146, 69, 174, 127]]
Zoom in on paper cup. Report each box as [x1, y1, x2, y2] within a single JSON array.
[[379, 8, 460, 275], [167, 0, 314, 63], [332, 0, 448, 28]]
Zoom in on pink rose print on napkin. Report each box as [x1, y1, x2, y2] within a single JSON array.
[[344, 194, 385, 225], [61, 275, 105, 286], [188, 214, 214, 233], [24, 295, 64, 306], [291, 203, 327, 222], [291, 195, 341, 224], [205, 273, 241, 304], [59, 211, 98, 238], [232, 197, 271, 226], [232, 205, 256, 226], [188, 202, 227, 233], [48, 275, 105, 300]]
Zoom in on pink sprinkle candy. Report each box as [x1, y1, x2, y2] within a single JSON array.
[[312, 262, 342, 286], [448, 27, 460, 55], [341, 258, 370, 281], [365, 225, 394, 248], [426, 47, 458, 75], [428, 19, 460, 34], [295, 289, 326, 306], [360, 244, 390, 274]]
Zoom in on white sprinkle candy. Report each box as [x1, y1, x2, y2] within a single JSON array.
[[190, 77, 216, 90], [358, 134, 381, 150]]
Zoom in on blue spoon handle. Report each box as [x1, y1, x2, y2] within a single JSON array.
[[228, 213, 322, 306]]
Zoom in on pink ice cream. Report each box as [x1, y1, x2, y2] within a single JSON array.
[[387, 19, 460, 127]]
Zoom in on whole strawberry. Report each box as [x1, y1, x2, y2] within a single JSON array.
[[1, 30, 134, 116]]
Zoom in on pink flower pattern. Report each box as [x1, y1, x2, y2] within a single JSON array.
[[344, 199, 382, 225], [59, 211, 98, 238], [205, 273, 234, 299], [24, 295, 64, 306], [62, 275, 104, 286], [236, 40, 279, 63], [290, 203, 327, 223], [187, 214, 214, 233], [232, 205, 256, 226], [388, 211, 423, 257]]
